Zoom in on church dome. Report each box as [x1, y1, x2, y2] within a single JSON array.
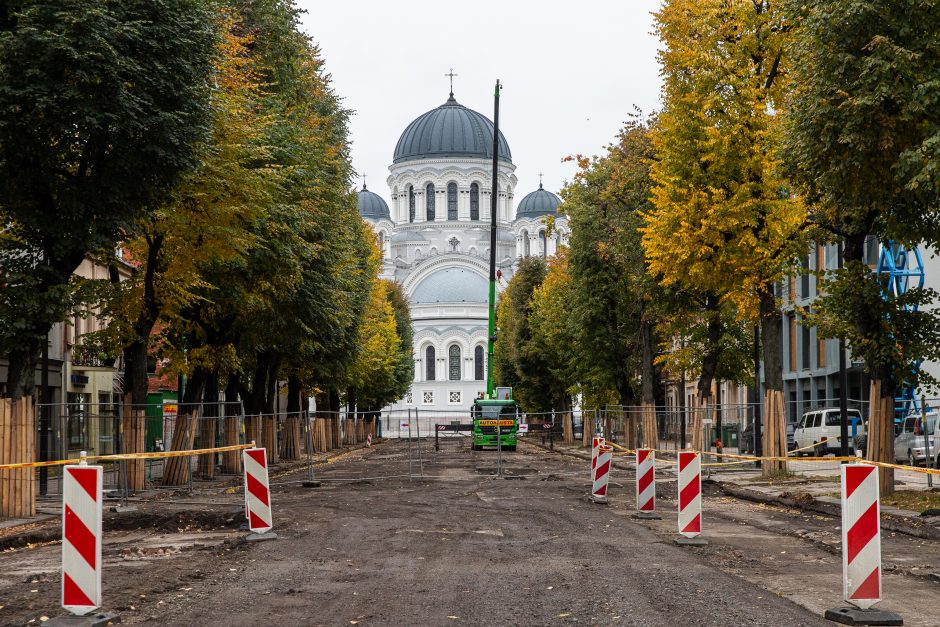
[[357, 185, 390, 220], [394, 94, 512, 164], [411, 267, 488, 304], [515, 183, 562, 221]]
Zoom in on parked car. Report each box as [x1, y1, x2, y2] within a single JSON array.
[[793, 408, 864, 456], [738, 421, 796, 454], [894, 411, 937, 467]]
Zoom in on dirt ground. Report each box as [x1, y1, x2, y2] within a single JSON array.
[[1, 438, 938, 626]]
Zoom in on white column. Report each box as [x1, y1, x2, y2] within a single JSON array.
[[459, 186, 470, 220]]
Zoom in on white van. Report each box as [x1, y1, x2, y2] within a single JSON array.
[[793, 408, 865, 455], [894, 411, 937, 467]]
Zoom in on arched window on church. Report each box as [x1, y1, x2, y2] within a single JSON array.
[[425, 345, 435, 381], [447, 182, 458, 220], [522, 230, 530, 257], [378, 231, 386, 256], [426, 183, 435, 221], [448, 345, 461, 380], [470, 183, 480, 221], [474, 346, 484, 381], [539, 230, 547, 259], [408, 186, 415, 223]]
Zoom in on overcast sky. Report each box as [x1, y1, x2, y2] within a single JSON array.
[[296, 1, 663, 206]]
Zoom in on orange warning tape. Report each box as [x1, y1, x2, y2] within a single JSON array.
[[604, 441, 940, 475], [0, 443, 254, 471]]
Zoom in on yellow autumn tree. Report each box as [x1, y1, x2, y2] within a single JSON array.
[[642, 0, 806, 469], [347, 279, 403, 410]]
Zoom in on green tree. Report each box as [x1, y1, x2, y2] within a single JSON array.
[[781, 0, 940, 491], [495, 256, 568, 413], [0, 0, 217, 399]]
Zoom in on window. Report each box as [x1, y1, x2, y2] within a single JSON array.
[[470, 183, 480, 220], [405, 392, 413, 404], [378, 232, 386, 256], [474, 346, 484, 381], [825, 412, 841, 427], [522, 230, 530, 256], [408, 186, 415, 223], [422, 391, 434, 405], [788, 315, 796, 371], [426, 183, 435, 221], [448, 391, 462, 404], [800, 255, 810, 299], [813, 413, 822, 428], [447, 182, 458, 220], [539, 230, 547, 259], [449, 345, 461, 380], [425, 345, 435, 381], [801, 320, 811, 370], [864, 235, 879, 268]]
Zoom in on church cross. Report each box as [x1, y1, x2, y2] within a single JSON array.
[[361, 173, 367, 190], [538, 171, 544, 189], [445, 68, 458, 97]]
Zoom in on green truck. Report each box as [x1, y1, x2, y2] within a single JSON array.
[[471, 395, 518, 451]]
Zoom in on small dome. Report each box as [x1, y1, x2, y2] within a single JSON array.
[[475, 228, 516, 243], [411, 267, 488, 304], [390, 230, 427, 243], [394, 94, 512, 164], [515, 184, 562, 221], [357, 185, 390, 220]]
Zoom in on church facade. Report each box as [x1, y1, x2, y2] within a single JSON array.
[[357, 91, 568, 413]]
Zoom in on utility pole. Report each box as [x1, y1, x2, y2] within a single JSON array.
[[485, 79, 501, 399], [838, 242, 850, 458]]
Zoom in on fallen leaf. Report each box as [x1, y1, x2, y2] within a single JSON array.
[[558, 613, 571, 618]]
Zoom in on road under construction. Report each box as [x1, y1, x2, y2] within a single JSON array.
[[1, 437, 939, 626]]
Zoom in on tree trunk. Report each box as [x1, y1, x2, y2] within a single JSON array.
[[121, 394, 147, 491], [281, 375, 302, 460], [198, 373, 219, 478], [4, 340, 40, 401], [163, 368, 206, 486], [640, 317, 658, 448], [221, 378, 241, 474], [0, 397, 36, 518], [866, 378, 895, 495], [760, 286, 787, 475]]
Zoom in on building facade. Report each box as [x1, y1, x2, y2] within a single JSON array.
[[357, 91, 568, 412]]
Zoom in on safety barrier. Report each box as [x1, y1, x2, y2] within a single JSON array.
[[634, 449, 660, 519], [243, 446, 274, 537], [591, 444, 612, 504], [61, 459, 104, 617], [676, 451, 705, 545]]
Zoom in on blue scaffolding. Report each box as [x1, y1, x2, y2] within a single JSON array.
[[876, 242, 925, 418]]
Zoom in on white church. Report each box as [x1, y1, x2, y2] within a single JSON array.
[[356, 89, 568, 413]]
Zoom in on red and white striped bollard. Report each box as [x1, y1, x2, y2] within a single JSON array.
[[633, 448, 660, 519], [243, 446, 275, 539], [824, 464, 901, 624], [61, 457, 103, 615], [591, 444, 612, 504], [675, 451, 707, 545], [590, 435, 604, 483]]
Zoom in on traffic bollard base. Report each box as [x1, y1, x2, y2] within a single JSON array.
[[674, 536, 708, 546], [589, 495, 608, 505], [246, 531, 278, 542], [46, 612, 121, 626], [632, 511, 661, 520], [301, 480, 321, 488], [823, 607, 903, 626]]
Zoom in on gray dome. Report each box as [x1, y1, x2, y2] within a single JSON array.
[[394, 94, 512, 164], [357, 185, 390, 220], [515, 184, 562, 221], [390, 230, 427, 243], [411, 267, 488, 304]]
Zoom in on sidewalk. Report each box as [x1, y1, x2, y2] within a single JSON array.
[[523, 436, 940, 541]]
